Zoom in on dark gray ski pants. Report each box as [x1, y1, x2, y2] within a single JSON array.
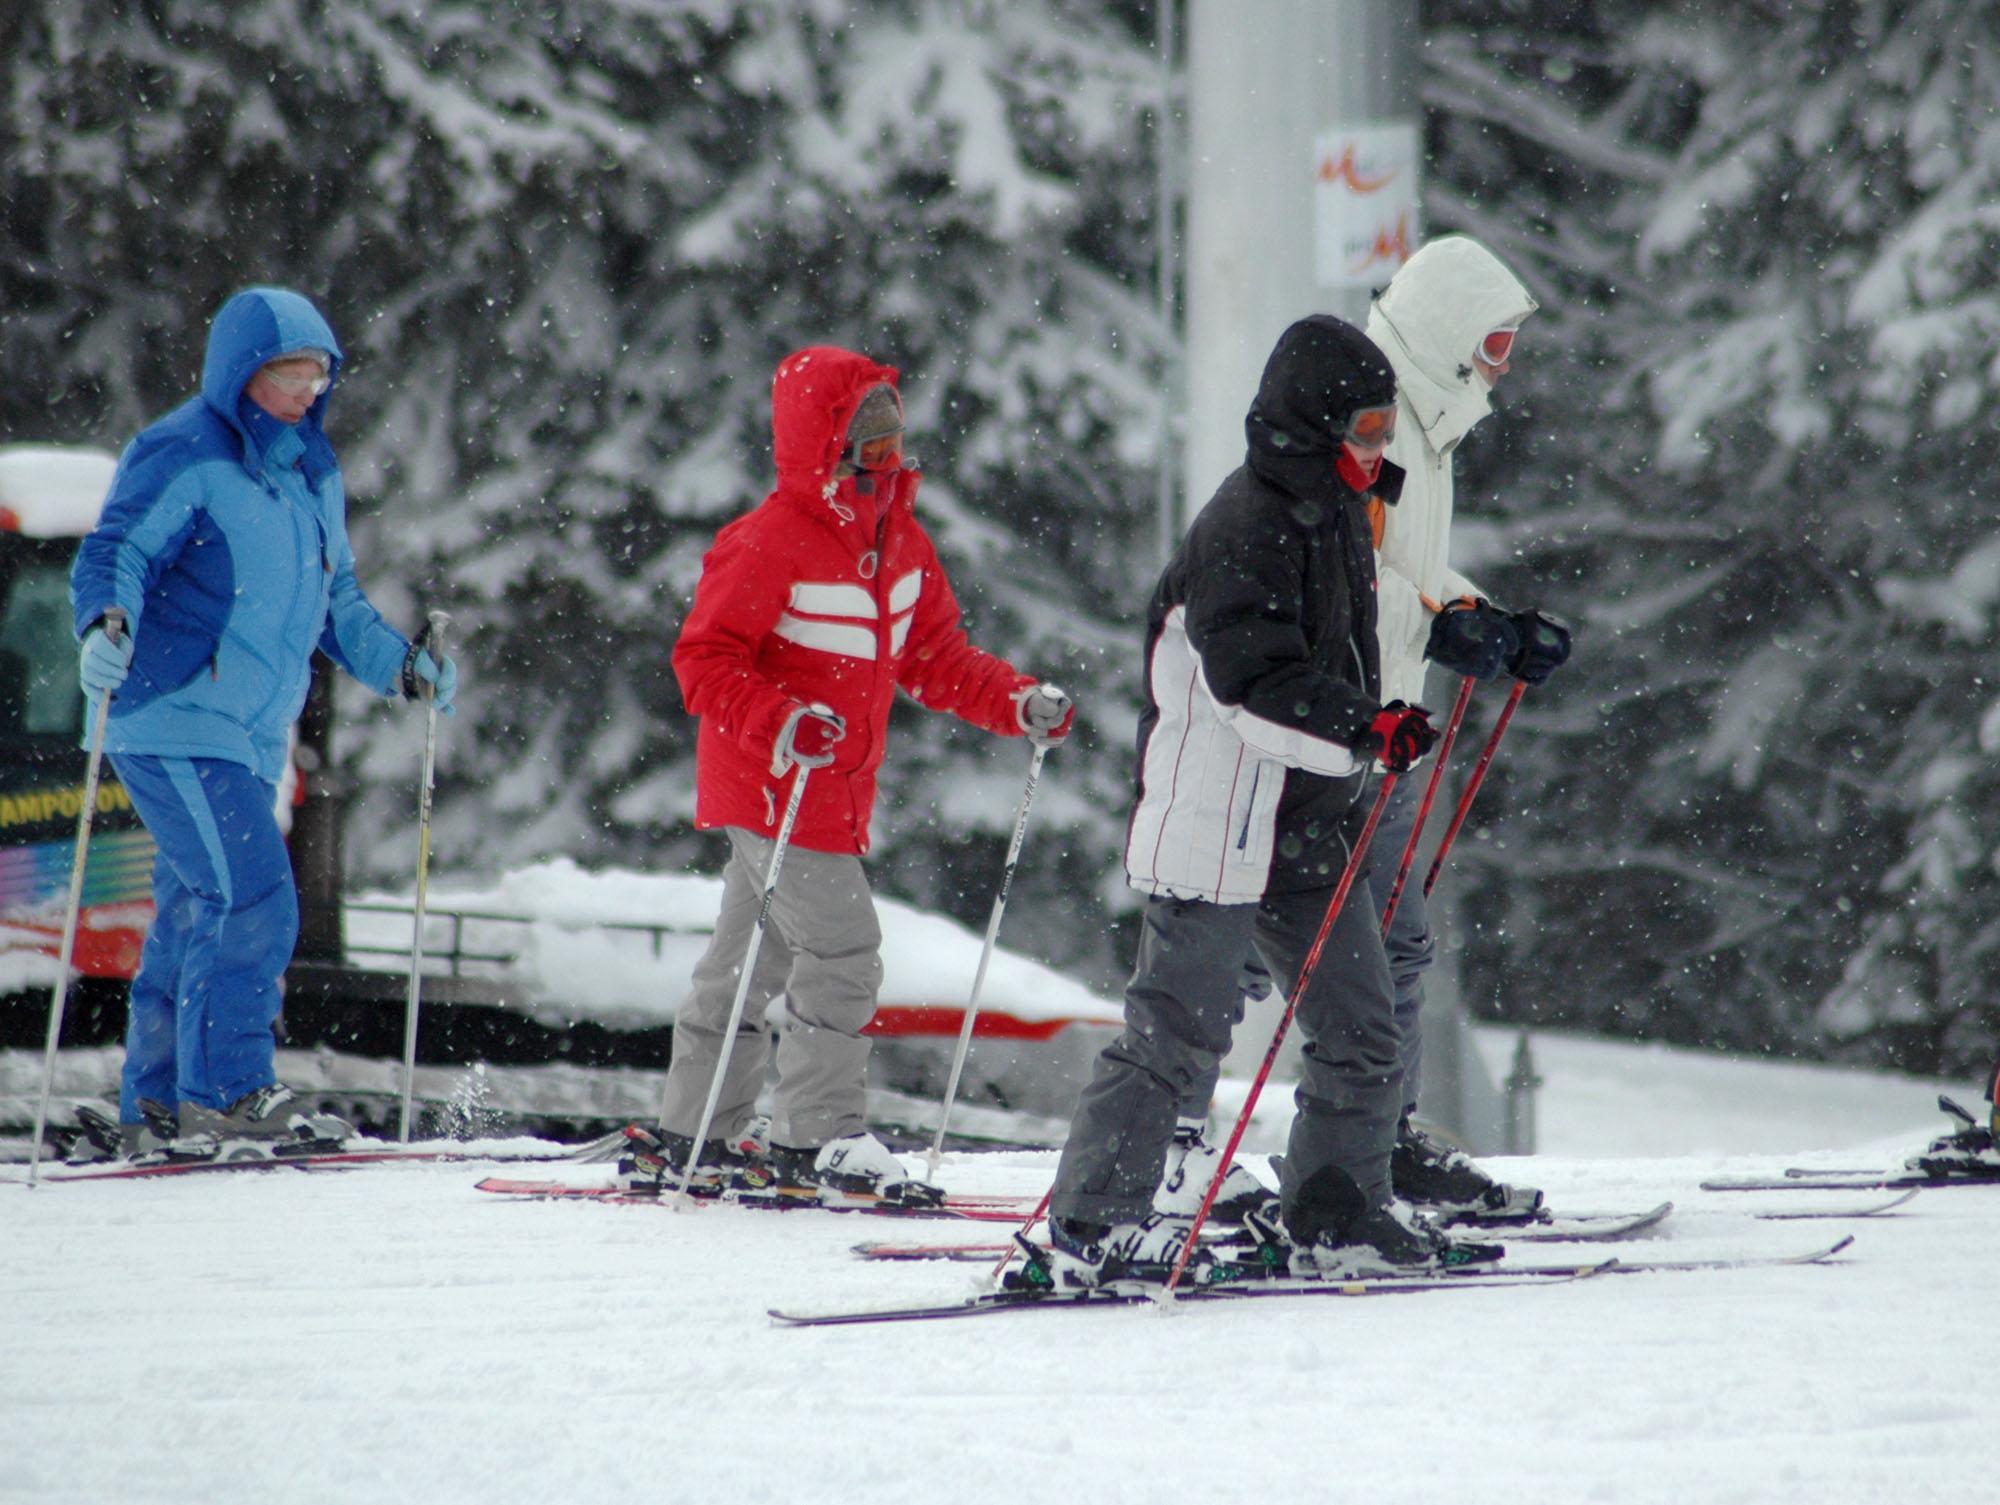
[[1049, 875, 1402, 1227], [1181, 773, 1435, 1124], [1371, 773, 1437, 1118], [657, 827, 884, 1150]]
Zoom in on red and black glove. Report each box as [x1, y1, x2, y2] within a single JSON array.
[[1367, 700, 1439, 774]]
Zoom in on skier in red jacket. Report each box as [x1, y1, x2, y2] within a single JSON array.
[[626, 345, 1074, 1202]]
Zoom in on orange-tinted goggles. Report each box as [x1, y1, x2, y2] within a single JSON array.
[[849, 429, 904, 472], [1343, 403, 1398, 449], [1479, 327, 1518, 364]]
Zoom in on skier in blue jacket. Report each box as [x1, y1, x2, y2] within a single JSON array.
[[69, 285, 458, 1155]]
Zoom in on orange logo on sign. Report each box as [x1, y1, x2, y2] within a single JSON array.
[[1316, 144, 1397, 193], [1348, 212, 1412, 273]]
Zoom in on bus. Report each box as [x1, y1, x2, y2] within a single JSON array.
[[0, 446, 154, 1024]]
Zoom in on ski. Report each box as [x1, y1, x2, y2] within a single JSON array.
[[1702, 1170, 2000, 1192], [772, 1238, 1855, 1327], [1754, 1188, 1920, 1219], [773, 1260, 1621, 1326], [1473, 1201, 1674, 1242], [19, 1140, 591, 1183], [849, 1200, 1678, 1264], [473, 1175, 1034, 1221]]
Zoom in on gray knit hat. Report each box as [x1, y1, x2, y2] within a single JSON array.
[[848, 383, 904, 446]]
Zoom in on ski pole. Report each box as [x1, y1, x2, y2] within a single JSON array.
[[670, 763, 813, 1211], [398, 610, 449, 1144], [1160, 769, 1400, 1300], [987, 1184, 1053, 1289], [924, 740, 1049, 1182], [1379, 675, 1475, 935], [28, 609, 125, 1187], [1422, 678, 1526, 900]]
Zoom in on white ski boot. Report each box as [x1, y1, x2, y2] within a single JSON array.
[[768, 1131, 944, 1208], [1153, 1116, 1278, 1223]]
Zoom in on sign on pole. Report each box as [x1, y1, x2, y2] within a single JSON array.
[[1312, 122, 1420, 289]]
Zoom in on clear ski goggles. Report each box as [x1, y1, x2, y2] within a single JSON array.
[[1478, 326, 1519, 365], [847, 427, 904, 473], [259, 360, 331, 398], [1342, 403, 1398, 449]]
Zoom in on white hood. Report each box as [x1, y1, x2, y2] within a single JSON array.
[[1365, 235, 1538, 457]]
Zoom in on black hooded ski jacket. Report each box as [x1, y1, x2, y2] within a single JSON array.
[[1124, 315, 1403, 903]]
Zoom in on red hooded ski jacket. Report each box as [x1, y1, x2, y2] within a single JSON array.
[[672, 346, 1034, 854]]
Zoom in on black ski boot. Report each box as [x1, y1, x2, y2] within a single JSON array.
[[1391, 1117, 1545, 1223], [1906, 1093, 2000, 1180], [616, 1123, 770, 1194], [1278, 1164, 1503, 1278]]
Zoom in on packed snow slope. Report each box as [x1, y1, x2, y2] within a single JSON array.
[[3, 1037, 1989, 1505]]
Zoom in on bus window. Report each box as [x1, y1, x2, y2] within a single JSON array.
[[0, 560, 82, 737]]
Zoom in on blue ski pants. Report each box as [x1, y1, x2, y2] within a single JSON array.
[[111, 754, 297, 1119]]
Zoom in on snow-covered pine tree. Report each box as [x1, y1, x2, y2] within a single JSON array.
[[0, 1, 1170, 983], [1422, 0, 2000, 1073]]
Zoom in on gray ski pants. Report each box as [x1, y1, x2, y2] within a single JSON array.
[[1180, 773, 1435, 1124], [1049, 874, 1402, 1227], [657, 827, 884, 1150]]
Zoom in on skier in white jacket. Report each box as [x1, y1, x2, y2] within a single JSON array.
[[1363, 233, 1573, 1219]]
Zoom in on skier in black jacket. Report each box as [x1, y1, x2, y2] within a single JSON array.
[[1045, 315, 1491, 1286]]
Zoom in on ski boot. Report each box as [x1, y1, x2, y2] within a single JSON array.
[[1905, 1093, 2000, 1180], [1285, 1199, 1502, 1279], [68, 1100, 176, 1163], [1153, 1117, 1279, 1224], [764, 1131, 944, 1209], [170, 1085, 351, 1164], [1023, 1212, 1231, 1291], [1391, 1116, 1545, 1225], [1273, 1162, 1504, 1279], [616, 1122, 772, 1195]]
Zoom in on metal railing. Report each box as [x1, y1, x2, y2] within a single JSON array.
[[307, 902, 702, 978]]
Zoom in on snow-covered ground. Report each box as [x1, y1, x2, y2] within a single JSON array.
[[3, 1037, 1989, 1505]]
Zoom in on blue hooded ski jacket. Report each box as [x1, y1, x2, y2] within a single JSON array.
[[70, 287, 411, 784]]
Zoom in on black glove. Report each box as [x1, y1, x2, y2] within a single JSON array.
[[1507, 609, 1573, 685], [1424, 600, 1521, 681], [1367, 701, 1439, 774]]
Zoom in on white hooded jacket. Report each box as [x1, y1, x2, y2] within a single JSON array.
[[1363, 235, 1538, 708]]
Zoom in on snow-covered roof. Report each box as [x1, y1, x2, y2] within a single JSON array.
[[0, 445, 117, 538], [347, 857, 1125, 1032]]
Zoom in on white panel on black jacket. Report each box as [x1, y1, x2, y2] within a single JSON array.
[[1125, 315, 1401, 906]]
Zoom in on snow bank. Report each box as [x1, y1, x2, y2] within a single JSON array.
[[346, 856, 1124, 1031], [0, 444, 116, 538]]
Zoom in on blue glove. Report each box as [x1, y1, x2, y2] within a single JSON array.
[[403, 648, 458, 716], [78, 618, 134, 700]]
